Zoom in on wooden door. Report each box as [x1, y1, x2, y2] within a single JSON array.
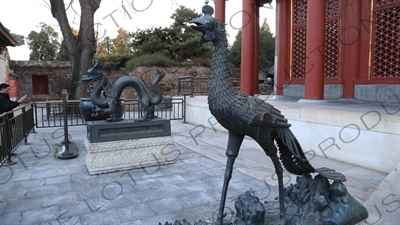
[[32, 75, 49, 96]]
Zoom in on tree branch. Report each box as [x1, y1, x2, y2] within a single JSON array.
[[49, 0, 77, 54]]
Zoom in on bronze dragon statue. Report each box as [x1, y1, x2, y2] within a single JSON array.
[[82, 61, 165, 121], [187, 5, 367, 225]]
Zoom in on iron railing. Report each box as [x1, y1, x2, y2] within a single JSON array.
[[177, 76, 194, 96], [0, 103, 35, 166], [34, 100, 84, 128], [259, 79, 274, 95], [0, 97, 185, 166], [177, 76, 241, 96], [33, 97, 185, 128]]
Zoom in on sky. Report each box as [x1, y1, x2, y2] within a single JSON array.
[[0, 0, 276, 60]]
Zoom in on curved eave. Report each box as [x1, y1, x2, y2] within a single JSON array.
[[0, 22, 23, 47]]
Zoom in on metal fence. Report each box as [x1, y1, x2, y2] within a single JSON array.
[[0, 97, 185, 166], [177, 76, 241, 96], [177, 76, 275, 96], [34, 100, 84, 128], [33, 97, 185, 128], [0, 103, 35, 166]]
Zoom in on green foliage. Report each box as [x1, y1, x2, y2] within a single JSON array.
[[129, 5, 212, 65], [259, 18, 275, 72], [229, 30, 242, 69], [95, 53, 136, 70], [190, 58, 211, 67], [56, 41, 69, 61], [168, 5, 212, 63], [96, 36, 114, 57], [229, 18, 275, 73], [125, 53, 179, 70], [229, 63, 240, 78], [170, 5, 201, 27], [93, 5, 213, 70], [130, 27, 170, 56], [27, 23, 60, 61]]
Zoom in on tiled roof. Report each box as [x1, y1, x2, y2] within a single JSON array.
[[0, 22, 24, 47]]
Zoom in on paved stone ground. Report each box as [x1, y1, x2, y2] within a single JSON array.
[[0, 120, 395, 225]]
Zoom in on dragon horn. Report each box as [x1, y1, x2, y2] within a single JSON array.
[[87, 60, 99, 73]]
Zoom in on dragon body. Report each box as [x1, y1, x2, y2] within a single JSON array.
[[82, 61, 165, 121]]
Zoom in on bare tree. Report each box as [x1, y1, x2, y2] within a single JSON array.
[[49, 0, 101, 99]]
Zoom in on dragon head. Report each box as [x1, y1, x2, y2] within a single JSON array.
[[82, 60, 104, 82], [189, 5, 220, 43]]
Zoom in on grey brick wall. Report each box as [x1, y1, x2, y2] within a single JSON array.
[[283, 84, 343, 100], [282, 84, 399, 103], [355, 84, 400, 103]]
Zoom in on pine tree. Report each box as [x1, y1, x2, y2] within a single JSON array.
[[129, 5, 212, 63], [229, 18, 275, 73], [259, 18, 275, 73], [229, 30, 242, 68]]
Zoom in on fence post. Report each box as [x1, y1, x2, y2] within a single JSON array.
[[62, 91, 70, 146], [3, 115, 16, 166], [177, 77, 181, 96], [57, 89, 78, 160], [33, 102, 38, 132], [22, 107, 29, 145], [190, 76, 194, 97], [183, 96, 187, 123]]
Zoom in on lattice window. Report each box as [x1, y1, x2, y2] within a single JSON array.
[[292, 0, 308, 79], [376, 0, 400, 6], [291, 0, 340, 79], [326, 0, 340, 17], [372, 3, 400, 78], [324, 1, 340, 79], [293, 0, 308, 25], [292, 27, 307, 79], [324, 20, 339, 78]]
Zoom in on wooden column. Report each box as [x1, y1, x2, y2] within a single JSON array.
[[341, 0, 361, 98], [276, 0, 290, 95], [358, 0, 373, 81], [241, 0, 256, 95], [214, 0, 226, 24], [253, 5, 260, 94], [304, 0, 326, 100]]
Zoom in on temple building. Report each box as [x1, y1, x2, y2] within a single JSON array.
[[214, 0, 399, 103], [0, 22, 24, 99]]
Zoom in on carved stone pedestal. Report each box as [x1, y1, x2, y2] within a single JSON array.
[[84, 119, 175, 175]]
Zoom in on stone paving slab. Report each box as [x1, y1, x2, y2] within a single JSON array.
[[0, 120, 396, 225], [0, 125, 273, 225]]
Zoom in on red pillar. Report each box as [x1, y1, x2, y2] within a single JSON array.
[[276, 0, 289, 95], [241, 0, 256, 95], [214, 0, 226, 24], [253, 5, 260, 94], [6, 69, 17, 98], [341, 0, 361, 99], [304, 0, 326, 100]]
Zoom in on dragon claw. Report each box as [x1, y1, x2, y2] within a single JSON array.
[[156, 69, 166, 78]]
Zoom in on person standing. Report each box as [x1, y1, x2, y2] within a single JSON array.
[[0, 83, 26, 165]]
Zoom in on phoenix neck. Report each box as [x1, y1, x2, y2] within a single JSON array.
[[208, 30, 235, 100]]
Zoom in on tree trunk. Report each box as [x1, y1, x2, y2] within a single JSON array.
[[49, 0, 100, 99]]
